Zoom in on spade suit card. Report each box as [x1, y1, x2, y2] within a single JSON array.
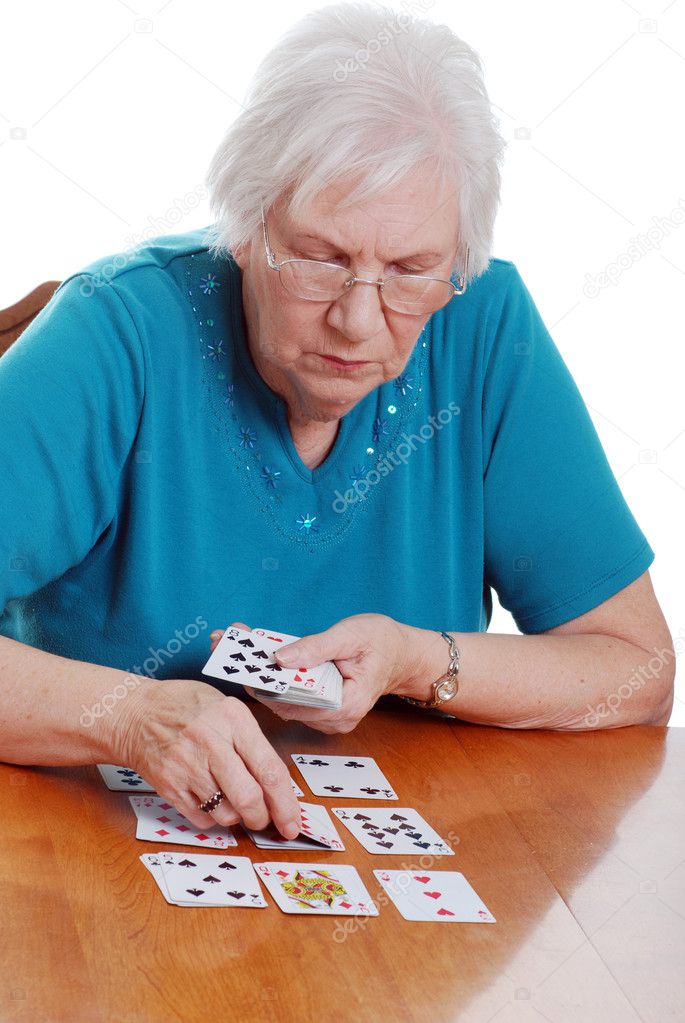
[[159, 852, 267, 908], [202, 626, 343, 709]]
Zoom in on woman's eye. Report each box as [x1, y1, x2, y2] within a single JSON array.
[[301, 252, 422, 274]]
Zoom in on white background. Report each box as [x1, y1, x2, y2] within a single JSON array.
[[1, 0, 683, 724]]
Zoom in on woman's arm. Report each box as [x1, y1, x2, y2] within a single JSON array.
[[395, 627, 675, 729], [0, 633, 147, 765], [0, 633, 302, 837], [236, 578, 675, 733], [396, 570, 676, 729]]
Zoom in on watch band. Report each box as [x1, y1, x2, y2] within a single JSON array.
[[400, 630, 460, 709]]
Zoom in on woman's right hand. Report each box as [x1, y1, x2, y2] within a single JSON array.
[[115, 675, 302, 839]]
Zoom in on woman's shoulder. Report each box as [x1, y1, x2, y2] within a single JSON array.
[[60, 225, 219, 295]]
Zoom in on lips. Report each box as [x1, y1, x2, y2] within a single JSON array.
[[320, 354, 369, 367]]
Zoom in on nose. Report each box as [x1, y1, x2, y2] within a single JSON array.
[[326, 275, 386, 344]]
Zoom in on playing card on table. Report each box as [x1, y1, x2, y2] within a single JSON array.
[[289, 776, 304, 798], [140, 852, 178, 905], [374, 869, 495, 922], [97, 764, 155, 791], [129, 796, 238, 849], [158, 852, 267, 907], [332, 808, 453, 855], [256, 863, 378, 916], [244, 802, 345, 851], [140, 852, 225, 907], [291, 754, 397, 799]]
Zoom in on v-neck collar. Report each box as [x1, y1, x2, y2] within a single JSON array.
[[227, 255, 370, 485]]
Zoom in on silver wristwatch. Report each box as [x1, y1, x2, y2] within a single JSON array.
[[401, 631, 460, 709]]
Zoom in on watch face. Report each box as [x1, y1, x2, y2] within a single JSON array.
[[437, 679, 457, 701]]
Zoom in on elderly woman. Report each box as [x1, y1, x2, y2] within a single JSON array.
[[0, 3, 674, 839]]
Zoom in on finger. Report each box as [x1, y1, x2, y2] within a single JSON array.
[[272, 617, 359, 670], [205, 748, 272, 832], [252, 678, 367, 735], [158, 784, 241, 833], [209, 630, 224, 652], [245, 687, 299, 721], [230, 714, 301, 839]]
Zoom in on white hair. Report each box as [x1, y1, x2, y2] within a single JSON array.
[[205, 1, 507, 284]]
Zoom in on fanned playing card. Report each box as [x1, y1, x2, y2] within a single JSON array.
[[332, 808, 454, 855], [244, 801, 344, 851], [140, 852, 177, 905], [201, 626, 343, 709], [129, 795, 237, 849], [291, 754, 397, 799], [97, 764, 155, 791], [255, 863, 378, 916], [202, 625, 295, 695], [158, 852, 267, 908], [374, 869, 496, 922]]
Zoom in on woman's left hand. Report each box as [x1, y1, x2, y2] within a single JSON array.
[[209, 614, 415, 734]]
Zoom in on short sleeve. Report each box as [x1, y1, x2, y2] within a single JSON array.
[[0, 274, 145, 617], [482, 265, 654, 634]]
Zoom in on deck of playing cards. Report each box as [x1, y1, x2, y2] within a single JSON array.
[[244, 802, 345, 851], [140, 852, 267, 907], [202, 626, 344, 709]]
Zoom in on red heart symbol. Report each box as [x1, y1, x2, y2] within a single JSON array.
[[437, 908, 454, 916], [424, 891, 441, 900], [413, 876, 430, 883]]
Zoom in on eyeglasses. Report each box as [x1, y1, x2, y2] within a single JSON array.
[[260, 202, 468, 315]]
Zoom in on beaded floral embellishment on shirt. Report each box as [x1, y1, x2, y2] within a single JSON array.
[[185, 250, 431, 550]]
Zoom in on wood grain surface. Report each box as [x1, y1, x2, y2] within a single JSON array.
[[1, 702, 682, 1023]]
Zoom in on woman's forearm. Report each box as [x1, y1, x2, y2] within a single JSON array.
[[0, 634, 151, 765], [395, 627, 675, 729]]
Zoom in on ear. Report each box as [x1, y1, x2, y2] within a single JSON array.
[[232, 239, 251, 270]]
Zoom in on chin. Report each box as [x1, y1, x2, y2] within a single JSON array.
[[302, 376, 372, 413]]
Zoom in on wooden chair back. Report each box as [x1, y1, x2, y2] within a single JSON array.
[[0, 282, 61, 357]]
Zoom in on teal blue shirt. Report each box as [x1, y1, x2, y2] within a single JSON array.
[[0, 229, 654, 681]]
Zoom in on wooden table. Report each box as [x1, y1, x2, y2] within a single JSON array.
[[1, 702, 683, 1023]]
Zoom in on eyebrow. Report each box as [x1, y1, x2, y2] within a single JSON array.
[[292, 230, 444, 265]]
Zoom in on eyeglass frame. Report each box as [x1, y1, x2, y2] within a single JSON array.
[[260, 201, 469, 313]]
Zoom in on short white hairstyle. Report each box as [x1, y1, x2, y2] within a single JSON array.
[[205, 1, 507, 284]]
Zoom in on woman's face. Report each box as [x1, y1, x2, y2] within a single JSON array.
[[233, 168, 459, 424]]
